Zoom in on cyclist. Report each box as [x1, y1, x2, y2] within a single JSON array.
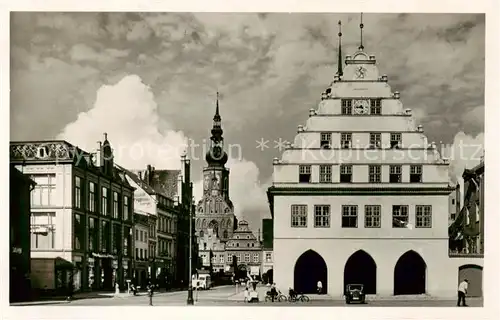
[[288, 287, 297, 301]]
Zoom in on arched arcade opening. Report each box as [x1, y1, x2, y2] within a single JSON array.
[[394, 250, 427, 295], [294, 250, 327, 294], [458, 264, 483, 297], [343, 250, 377, 295]]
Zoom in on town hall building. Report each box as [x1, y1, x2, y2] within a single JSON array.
[[267, 19, 483, 298]]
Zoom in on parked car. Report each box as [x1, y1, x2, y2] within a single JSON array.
[[345, 284, 366, 304]]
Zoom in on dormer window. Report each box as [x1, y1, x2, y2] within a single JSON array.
[[320, 133, 332, 149], [369, 133, 381, 148], [410, 165, 422, 183], [390, 133, 402, 149], [341, 99, 352, 114], [370, 99, 381, 114], [390, 165, 402, 183], [341, 133, 352, 149], [299, 165, 311, 183]]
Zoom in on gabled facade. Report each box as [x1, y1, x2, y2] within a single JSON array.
[[225, 221, 262, 277], [266, 19, 471, 298]]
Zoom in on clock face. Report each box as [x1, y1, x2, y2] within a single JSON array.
[[355, 66, 367, 79], [212, 146, 222, 159], [353, 99, 369, 114]]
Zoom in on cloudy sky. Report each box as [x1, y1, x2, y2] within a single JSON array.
[[10, 12, 485, 230]]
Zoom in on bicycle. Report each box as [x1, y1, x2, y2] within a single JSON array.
[[264, 290, 288, 302], [288, 292, 310, 302]]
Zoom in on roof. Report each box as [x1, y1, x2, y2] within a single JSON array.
[[10, 165, 36, 186], [118, 165, 180, 201]]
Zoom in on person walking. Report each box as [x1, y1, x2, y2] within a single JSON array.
[[457, 279, 469, 307], [147, 282, 154, 306], [317, 280, 323, 295]]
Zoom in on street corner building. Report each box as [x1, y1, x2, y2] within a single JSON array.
[[266, 22, 483, 299], [10, 135, 135, 295]]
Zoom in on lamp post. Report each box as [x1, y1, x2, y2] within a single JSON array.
[[187, 187, 194, 305]]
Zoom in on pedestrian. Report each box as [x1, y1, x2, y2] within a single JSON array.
[[457, 279, 469, 307], [317, 280, 323, 295], [270, 283, 277, 302], [147, 282, 154, 306]]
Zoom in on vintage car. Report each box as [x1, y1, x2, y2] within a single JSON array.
[[345, 284, 366, 304]]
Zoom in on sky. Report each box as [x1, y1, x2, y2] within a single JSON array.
[[10, 12, 485, 231]]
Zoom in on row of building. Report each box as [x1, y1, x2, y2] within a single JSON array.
[[9, 101, 274, 302], [9, 134, 196, 302]]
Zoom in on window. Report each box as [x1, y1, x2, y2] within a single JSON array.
[[123, 196, 129, 221], [314, 205, 330, 228], [369, 165, 381, 183], [342, 205, 358, 228], [341, 99, 352, 114], [451, 199, 455, 205], [365, 205, 381, 228], [390, 133, 401, 149], [451, 213, 456, 220], [101, 187, 108, 215], [88, 217, 98, 252], [123, 227, 131, 257], [245, 253, 250, 262], [341, 133, 352, 149], [299, 165, 311, 183], [416, 205, 432, 228], [390, 165, 402, 183], [223, 230, 228, 238], [74, 176, 82, 209], [319, 165, 332, 183], [89, 182, 96, 212], [30, 174, 56, 206], [112, 223, 121, 254], [113, 192, 119, 219], [140, 248, 143, 259], [370, 99, 381, 114], [220, 255, 224, 263], [410, 165, 422, 183], [265, 252, 272, 263], [73, 213, 84, 250], [236, 254, 241, 262], [320, 133, 332, 149], [340, 165, 352, 183], [392, 205, 409, 228], [31, 212, 56, 249], [136, 248, 139, 259], [101, 220, 110, 252], [227, 254, 232, 263], [135, 229, 139, 241], [291, 205, 307, 227], [369, 133, 381, 148], [253, 253, 259, 263]]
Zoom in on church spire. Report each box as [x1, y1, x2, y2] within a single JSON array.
[[337, 20, 343, 76], [210, 91, 223, 143], [358, 12, 364, 51]]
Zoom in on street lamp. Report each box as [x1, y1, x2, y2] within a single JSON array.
[[187, 186, 194, 305]]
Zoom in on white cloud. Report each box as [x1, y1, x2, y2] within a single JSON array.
[[57, 74, 189, 170], [58, 74, 270, 229]]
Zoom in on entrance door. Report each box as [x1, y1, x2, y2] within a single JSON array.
[[294, 250, 327, 294], [458, 265, 483, 297], [394, 250, 426, 295], [344, 250, 377, 294]]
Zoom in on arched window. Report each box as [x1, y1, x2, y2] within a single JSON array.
[[199, 230, 204, 238], [223, 230, 228, 238]]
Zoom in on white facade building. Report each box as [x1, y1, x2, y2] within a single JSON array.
[[267, 30, 482, 298]]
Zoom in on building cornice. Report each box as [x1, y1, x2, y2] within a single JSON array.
[[273, 162, 449, 166], [268, 186, 454, 196]]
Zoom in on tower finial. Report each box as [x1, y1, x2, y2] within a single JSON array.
[[216, 91, 220, 117], [359, 12, 364, 51], [104, 132, 108, 141], [337, 20, 343, 77]]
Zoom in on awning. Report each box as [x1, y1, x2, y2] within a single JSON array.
[[54, 257, 75, 269]]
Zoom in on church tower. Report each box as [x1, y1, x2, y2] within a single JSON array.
[[195, 93, 237, 243]]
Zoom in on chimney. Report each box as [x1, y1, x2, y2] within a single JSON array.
[[138, 171, 142, 180], [95, 141, 103, 167], [184, 159, 191, 184], [177, 175, 183, 205], [180, 156, 186, 182]]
